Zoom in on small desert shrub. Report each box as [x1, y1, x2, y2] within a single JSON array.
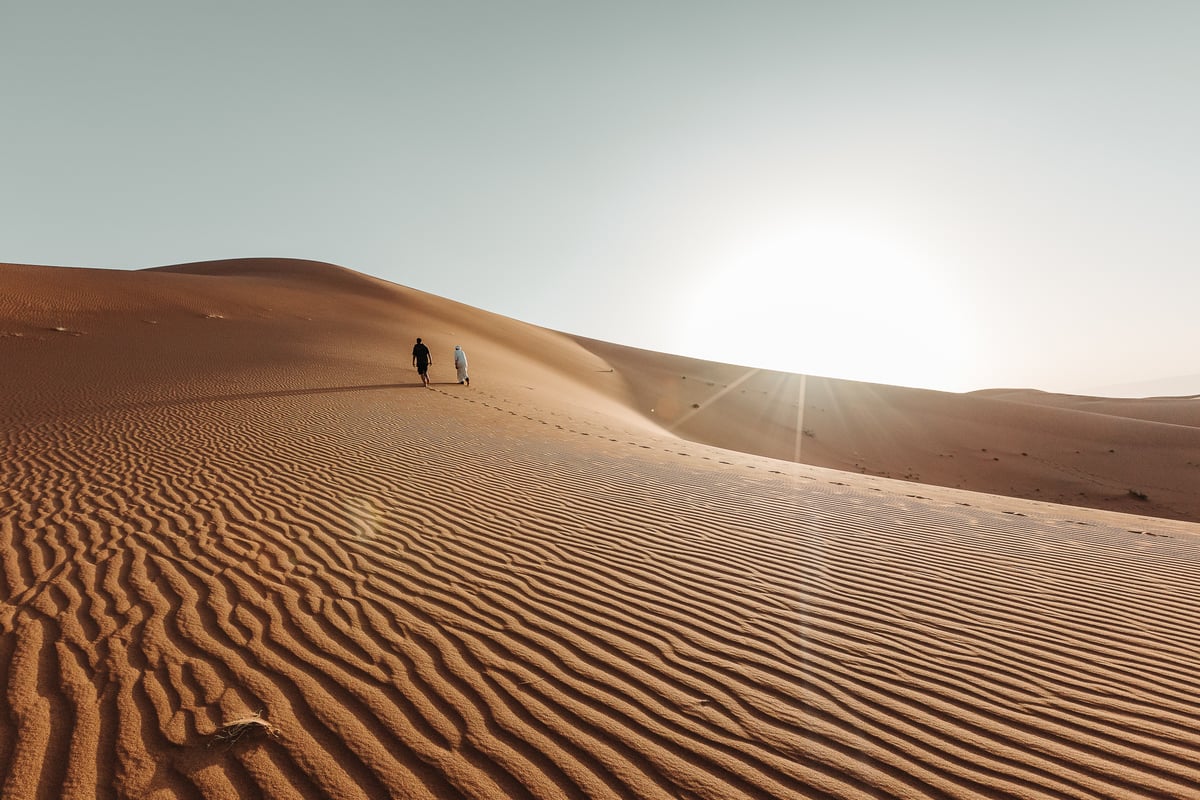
[[209, 711, 278, 748]]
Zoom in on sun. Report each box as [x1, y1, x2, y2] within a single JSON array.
[[679, 219, 974, 391]]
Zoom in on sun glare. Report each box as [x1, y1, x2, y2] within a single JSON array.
[[681, 219, 973, 391]]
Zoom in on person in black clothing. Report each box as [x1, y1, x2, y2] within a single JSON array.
[[412, 337, 432, 387]]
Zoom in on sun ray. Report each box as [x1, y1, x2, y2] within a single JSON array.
[[664, 367, 764, 430]]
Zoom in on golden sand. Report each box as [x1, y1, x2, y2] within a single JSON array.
[[2, 259, 1198, 798]]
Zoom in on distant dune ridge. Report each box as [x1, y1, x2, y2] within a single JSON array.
[[575, 339, 1200, 524], [2, 258, 1200, 799]]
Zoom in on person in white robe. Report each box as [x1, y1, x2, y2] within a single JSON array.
[[453, 345, 469, 386]]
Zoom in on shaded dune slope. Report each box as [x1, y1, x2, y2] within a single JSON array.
[[576, 338, 1200, 523], [3, 260, 1200, 799]]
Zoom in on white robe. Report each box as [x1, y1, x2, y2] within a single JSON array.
[[454, 347, 469, 382]]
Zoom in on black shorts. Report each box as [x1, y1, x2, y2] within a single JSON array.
[[417, 362, 429, 375]]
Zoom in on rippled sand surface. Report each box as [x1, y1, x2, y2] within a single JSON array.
[[3, 259, 1199, 799]]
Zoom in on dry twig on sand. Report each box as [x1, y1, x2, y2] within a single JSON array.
[[209, 710, 279, 749]]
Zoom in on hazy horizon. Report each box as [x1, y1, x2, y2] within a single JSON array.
[[3, 2, 1197, 396]]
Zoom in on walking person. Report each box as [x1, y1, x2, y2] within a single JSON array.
[[412, 337, 432, 387], [453, 345, 469, 386]]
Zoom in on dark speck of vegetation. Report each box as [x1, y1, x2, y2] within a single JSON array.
[[1128, 489, 1149, 501]]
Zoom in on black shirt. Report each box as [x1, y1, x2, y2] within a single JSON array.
[[413, 342, 431, 365]]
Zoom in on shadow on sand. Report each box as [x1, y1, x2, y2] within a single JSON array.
[[111, 382, 441, 412]]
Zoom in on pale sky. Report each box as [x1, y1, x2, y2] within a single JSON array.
[[3, 1, 1198, 395]]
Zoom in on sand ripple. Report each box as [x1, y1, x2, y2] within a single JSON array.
[[4, 260, 1200, 798], [3, 382, 1200, 799]]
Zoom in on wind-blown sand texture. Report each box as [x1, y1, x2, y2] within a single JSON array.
[[3, 258, 1200, 799]]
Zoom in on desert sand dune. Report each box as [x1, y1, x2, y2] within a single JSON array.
[[576, 338, 1200, 523], [975, 387, 1200, 428], [3, 259, 1200, 799]]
